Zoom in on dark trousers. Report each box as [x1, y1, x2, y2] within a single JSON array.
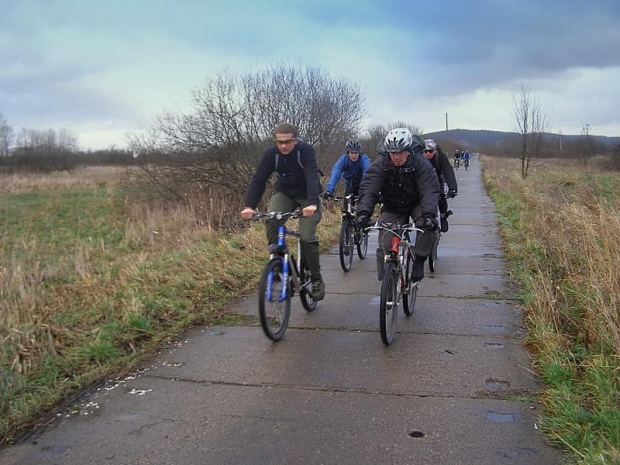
[[265, 191, 322, 278], [375, 207, 437, 277]]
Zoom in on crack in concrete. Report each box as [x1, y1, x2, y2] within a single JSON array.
[[145, 374, 540, 404]]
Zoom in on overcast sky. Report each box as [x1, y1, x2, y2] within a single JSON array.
[[2, 0, 619, 150]]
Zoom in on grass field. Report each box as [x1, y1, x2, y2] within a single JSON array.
[[482, 156, 620, 464], [0, 167, 341, 443]]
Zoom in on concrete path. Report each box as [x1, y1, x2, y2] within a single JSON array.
[[0, 158, 563, 464]]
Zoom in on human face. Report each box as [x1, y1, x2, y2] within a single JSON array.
[[347, 151, 360, 162], [388, 150, 409, 166], [274, 133, 298, 155], [423, 149, 435, 160]]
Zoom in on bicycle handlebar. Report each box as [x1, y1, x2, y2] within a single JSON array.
[[252, 210, 303, 221], [366, 222, 423, 233]]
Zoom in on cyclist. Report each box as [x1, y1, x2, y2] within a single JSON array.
[[240, 123, 325, 301], [462, 150, 471, 168], [423, 139, 457, 232], [356, 128, 440, 282], [323, 140, 372, 198], [453, 149, 461, 168]]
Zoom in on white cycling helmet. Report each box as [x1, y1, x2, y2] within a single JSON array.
[[384, 127, 413, 152], [424, 139, 437, 151]]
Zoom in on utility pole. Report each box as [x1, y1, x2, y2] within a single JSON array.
[[445, 113, 449, 137], [581, 124, 590, 136]]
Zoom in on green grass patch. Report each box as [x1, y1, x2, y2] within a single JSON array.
[[0, 186, 341, 443]]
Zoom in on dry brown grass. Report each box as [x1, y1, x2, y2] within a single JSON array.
[[482, 155, 620, 462], [482, 156, 620, 353], [0, 166, 125, 193]]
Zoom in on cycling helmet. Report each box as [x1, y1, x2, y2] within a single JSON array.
[[345, 140, 362, 153], [424, 139, 437, 151], [384, 128, 413, 152]]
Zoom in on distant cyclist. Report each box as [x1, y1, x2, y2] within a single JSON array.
[[453, 149, 461, 169], [423, 139, 457, 232], [324, 140, 372, 197], [462, 150, 471, 169]]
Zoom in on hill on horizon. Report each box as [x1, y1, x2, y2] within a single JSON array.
[[423, 129, 620, 150]]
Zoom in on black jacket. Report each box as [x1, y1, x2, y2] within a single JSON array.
[[429, 149, 458, 192], [357, 150, 440, 218], [244, 141, 321, 208]]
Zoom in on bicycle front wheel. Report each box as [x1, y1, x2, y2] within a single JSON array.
[[379, 261, 400, 345], [429, 232, 439, 273], [403, 252, 418, 316], [258, 257, 291, 341], [339, 219, 354, 272], [357, 228, 369, 259]]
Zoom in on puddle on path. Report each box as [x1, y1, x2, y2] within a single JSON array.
[[486, 411, 515, 422], [486, 378, 511, 390]]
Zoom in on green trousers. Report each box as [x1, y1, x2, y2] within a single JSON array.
[[266, 191, 322, 278]]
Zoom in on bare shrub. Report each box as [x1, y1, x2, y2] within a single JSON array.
[[128, 63, 366, 203]]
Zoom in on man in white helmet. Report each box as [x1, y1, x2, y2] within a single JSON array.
[[356, 128, 440, 282]]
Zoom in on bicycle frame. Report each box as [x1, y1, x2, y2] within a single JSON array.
[[268, 223, 301, 301]]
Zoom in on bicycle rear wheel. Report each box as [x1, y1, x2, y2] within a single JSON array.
[[299, 258, 317, 312], [357, 228, 369, 259], [258, 257, 291, 341], [339, 219, 354, 272], [379, 261, 400, 345], [403, 252, 418, 316]]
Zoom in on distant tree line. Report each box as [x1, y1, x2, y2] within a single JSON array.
[[0, 112, 133, 173]]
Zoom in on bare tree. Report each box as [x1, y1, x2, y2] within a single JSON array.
[[0, 112, 13, 159], [512, 84, 550, 179], [128, 63, 366, 198]]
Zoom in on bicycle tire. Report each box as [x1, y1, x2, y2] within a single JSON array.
[[258, 257, 291, 341], [403, 252, 418, 316], [379, 261, 400, 345], [339, 219, 354, 272], [299, 258, 317, 312], [429, 232, 439, 273], [357, 229, 369, 259]]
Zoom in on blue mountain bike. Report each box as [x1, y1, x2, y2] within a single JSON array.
[[253, 211, 316, 341]]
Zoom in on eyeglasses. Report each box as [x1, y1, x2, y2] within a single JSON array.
[[274, 138, 296, 145]]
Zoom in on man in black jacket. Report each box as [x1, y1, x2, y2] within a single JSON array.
[[423, 139, 458, 232], [241, 123, 325, 301], [356, 128, 440, 282]]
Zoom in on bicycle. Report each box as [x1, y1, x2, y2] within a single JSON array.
[[428, 211, 440, 273], [454, 158, 460, 170], [367, 222, 424, 345], [328, 194, 369, 271], [464, 158, 470, 170], [253, 211, 317, 341]]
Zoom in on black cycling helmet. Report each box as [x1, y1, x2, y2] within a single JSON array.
[[345, 140, 362, 153]]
